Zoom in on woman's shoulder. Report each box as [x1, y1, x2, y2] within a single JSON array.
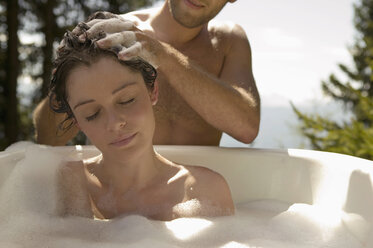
[[183, 165, 222, 183], [179, 164, 235, 215], [57, 159, 93, 218], [58, 156, 100, 192], [59, 160, 84, 178], [59, 154, 101, 179], [183, 165, 230, 194]]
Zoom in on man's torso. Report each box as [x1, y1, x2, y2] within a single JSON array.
[[123, 9, 235, 145]]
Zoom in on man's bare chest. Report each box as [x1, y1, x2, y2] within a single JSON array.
[[155, 43, 225, 120]]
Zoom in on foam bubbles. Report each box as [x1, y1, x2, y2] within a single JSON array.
[[0, 143, 368, 247], [165, 218, 213, 240], [173, 198, 202, 217]]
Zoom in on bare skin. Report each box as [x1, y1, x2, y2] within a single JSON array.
[[34, 0, 260, 146], [56, 56, 234, 220], [59, 154, 235, 221]]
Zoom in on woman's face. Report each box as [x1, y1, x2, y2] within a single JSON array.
[[66, 56, 158, 159]]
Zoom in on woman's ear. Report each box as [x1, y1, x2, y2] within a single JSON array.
[[150, 81, 159, 106]]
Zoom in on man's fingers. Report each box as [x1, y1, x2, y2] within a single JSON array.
[[116, 37, 158, 68], [85, 18, 134, 40], [118, 42, 143, 60], [71, 26, 82, 35], [84, 19, 103, 28], [97, 31, 137, 48], [72, 19, 102, 35]]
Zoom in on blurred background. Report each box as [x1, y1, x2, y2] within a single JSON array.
[[0, 0, 372, 160]]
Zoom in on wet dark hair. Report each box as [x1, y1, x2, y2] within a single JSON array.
[[49, 11, 157, 133]]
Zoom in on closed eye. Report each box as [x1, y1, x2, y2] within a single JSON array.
[[119, 98, 135, 105], [86, 110, 100, 121]]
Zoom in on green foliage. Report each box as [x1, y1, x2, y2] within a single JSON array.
[[322, 0, 373, 109], [292, 92, 373, 160], [293, 0, 373, 160]]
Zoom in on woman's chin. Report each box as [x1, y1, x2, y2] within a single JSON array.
[[109, 132, 138, 148], [103, 134, 152, 158]]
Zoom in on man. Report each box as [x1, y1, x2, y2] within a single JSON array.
[[33, 0, 260, 146]]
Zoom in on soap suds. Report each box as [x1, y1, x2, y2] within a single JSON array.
[[0, 142, 368, 247]]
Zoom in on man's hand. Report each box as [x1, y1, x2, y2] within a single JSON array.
[[97, 30, 162, 68], [71, 11, 134, 36], [72, 14, 162, 68]]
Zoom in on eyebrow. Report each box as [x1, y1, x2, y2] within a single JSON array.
[[112, 81, 136, 95], [73, 82, 137, 110]]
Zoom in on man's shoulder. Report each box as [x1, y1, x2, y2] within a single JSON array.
[[208, 20, 250, 57], [208, 20, 248, 40], [120, 7, 158, 24]]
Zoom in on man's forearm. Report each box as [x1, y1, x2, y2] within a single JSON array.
[[33, 98, 79, 146]]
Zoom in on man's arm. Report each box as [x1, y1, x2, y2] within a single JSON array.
[[33, 98, 79, 145], [153, 24, 260, 143]]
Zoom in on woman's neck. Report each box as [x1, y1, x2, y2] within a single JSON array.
[[96, 146, 164, 195]]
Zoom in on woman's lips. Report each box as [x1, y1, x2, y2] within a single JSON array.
[[184, 0, 204, 9], [109, 133, 137, 147]]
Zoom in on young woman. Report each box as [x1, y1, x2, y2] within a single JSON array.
[[50, 14, 234, 221]]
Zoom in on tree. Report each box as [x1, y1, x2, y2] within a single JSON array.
[[0, 0, 6, 148], [293, 0, 373, 160], [3, 0, 20, 147]]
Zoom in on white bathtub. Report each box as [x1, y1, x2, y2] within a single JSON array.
[[0, 143, 372, 247], [157, 145, 373, 245]]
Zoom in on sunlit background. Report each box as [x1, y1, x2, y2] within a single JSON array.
[[213, 0, 357, 148], [11, 0, 361, 150]]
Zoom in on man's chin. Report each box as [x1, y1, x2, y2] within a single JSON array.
[[174, 16, 205, 29]]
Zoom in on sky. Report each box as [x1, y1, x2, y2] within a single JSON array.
[[211, 0, 358, 148], [215, 0, 357, 107]]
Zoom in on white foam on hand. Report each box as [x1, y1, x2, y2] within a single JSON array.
[[98, 31, 137, 48], [82, 16, 159, 69], [97, 31, 159, 69], [86, 18, 134, 38]]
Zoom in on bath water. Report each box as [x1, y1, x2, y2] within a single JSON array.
[[0, 143, 364, 248]]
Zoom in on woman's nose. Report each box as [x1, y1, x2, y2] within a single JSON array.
[[106, 109, 126, 132]]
